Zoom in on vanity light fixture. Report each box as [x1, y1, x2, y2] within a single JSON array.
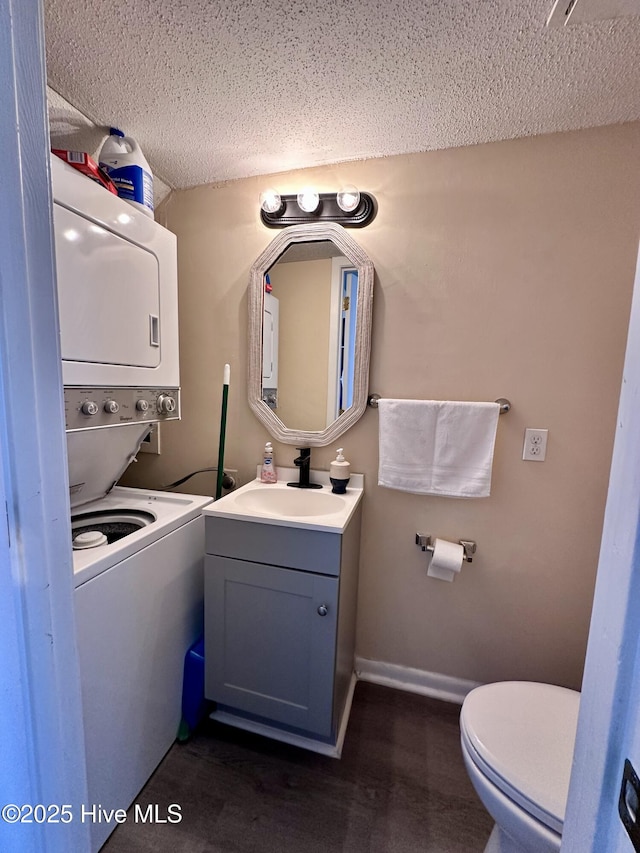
[[259, 188, 284, 215], [259, 185, 376, 228], [336, 185, 361, 212], [296, 187, 320, 213]]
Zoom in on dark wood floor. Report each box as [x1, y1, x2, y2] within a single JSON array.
[[101, 682, 493, 852]]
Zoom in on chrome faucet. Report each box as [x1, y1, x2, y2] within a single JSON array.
[[287, 447, 322, 489]]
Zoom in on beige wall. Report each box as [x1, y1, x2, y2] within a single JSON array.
[[123, 122, 640, 691]]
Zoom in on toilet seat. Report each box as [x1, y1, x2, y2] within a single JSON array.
[[460, 681, 580, 835]]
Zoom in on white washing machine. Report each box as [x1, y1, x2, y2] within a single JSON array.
[[52, 155, 213, 851], [72, 487, 211, 853]]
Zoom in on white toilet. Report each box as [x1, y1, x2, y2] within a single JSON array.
[[460, 681, 580, 853]]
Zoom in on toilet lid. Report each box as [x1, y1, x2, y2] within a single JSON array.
[[460, 681, 580, 835]]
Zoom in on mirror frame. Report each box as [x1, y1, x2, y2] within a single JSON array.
[[248, 222, 374, 446]]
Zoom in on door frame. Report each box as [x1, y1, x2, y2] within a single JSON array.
[[0, 1, 89, 850], [562, 242, 640, 849]]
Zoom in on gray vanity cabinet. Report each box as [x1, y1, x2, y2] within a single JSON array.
[[204, 507, 361, 748], [205, 557, 337, 736]]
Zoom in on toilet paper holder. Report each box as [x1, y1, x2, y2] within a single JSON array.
[[415, 533, 476, 563]]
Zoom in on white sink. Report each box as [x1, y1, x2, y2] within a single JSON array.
[[203, 468, 364, 532], [235, 487, 346, 518]]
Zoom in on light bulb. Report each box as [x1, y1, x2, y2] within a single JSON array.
[[260, 188, 282, 214], [297, 188, 320, 213], [336, 185, 361, 213]]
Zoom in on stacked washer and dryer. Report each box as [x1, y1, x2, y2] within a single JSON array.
[[51, 154, 212, 852]]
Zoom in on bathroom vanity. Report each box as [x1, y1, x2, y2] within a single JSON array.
[[203, 470, 363, 757], [204, 221, 373, 756]]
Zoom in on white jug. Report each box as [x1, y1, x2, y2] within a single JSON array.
[[99, 127, 154, 218]]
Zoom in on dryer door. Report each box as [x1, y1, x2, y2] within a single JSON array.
[[54, 204, 161, 368]]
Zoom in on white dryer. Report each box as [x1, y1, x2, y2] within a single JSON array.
[[52, 153, 181, 508], [52, 153, 179, 391]]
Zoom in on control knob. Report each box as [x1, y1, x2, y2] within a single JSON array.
[[104, 400, 120, 414], [136, 399, 150, 413], [157, 394, 177, 415], [81, 401, 98, 416]]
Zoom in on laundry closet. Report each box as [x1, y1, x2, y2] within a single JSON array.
[[52, 153, 212, 852]]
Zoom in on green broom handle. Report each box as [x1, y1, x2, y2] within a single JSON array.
[[215, 364, 230, 500]]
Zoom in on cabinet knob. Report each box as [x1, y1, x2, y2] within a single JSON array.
[[317, 604, 329, 616]]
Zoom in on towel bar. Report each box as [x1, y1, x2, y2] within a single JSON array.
[[367, 394, 511, 414]]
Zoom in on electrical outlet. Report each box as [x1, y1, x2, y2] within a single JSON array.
[[139, 423, 161, 454], [523, 428, 548, 462], [222, 468, 238, 491]]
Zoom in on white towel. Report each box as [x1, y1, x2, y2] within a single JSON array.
[[378, 399, 500, 498]]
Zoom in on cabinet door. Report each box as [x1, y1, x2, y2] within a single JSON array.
[[205, 556, 338, 738]]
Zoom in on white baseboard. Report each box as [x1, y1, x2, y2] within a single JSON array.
[[355, 657, 482, 705]]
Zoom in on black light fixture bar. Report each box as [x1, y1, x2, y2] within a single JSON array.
[[260, 192, 377, 228]]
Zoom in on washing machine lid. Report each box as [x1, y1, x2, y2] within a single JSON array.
[[66, 423, 151, 508], [460, 681, 580, 835]]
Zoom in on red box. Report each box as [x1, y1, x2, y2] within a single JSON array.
[[51, 149, 118, 195]]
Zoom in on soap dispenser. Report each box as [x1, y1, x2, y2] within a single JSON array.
[[260, 442, 277, 483], [330, 448, 351, 494]]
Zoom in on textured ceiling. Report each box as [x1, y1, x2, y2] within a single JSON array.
[[45, 0, 640, 193]]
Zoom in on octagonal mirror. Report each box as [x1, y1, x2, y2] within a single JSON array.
[[247, 222, 374, 446]]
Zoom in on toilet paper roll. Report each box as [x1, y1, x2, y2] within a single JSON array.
[[427, 538, 464, 582]]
